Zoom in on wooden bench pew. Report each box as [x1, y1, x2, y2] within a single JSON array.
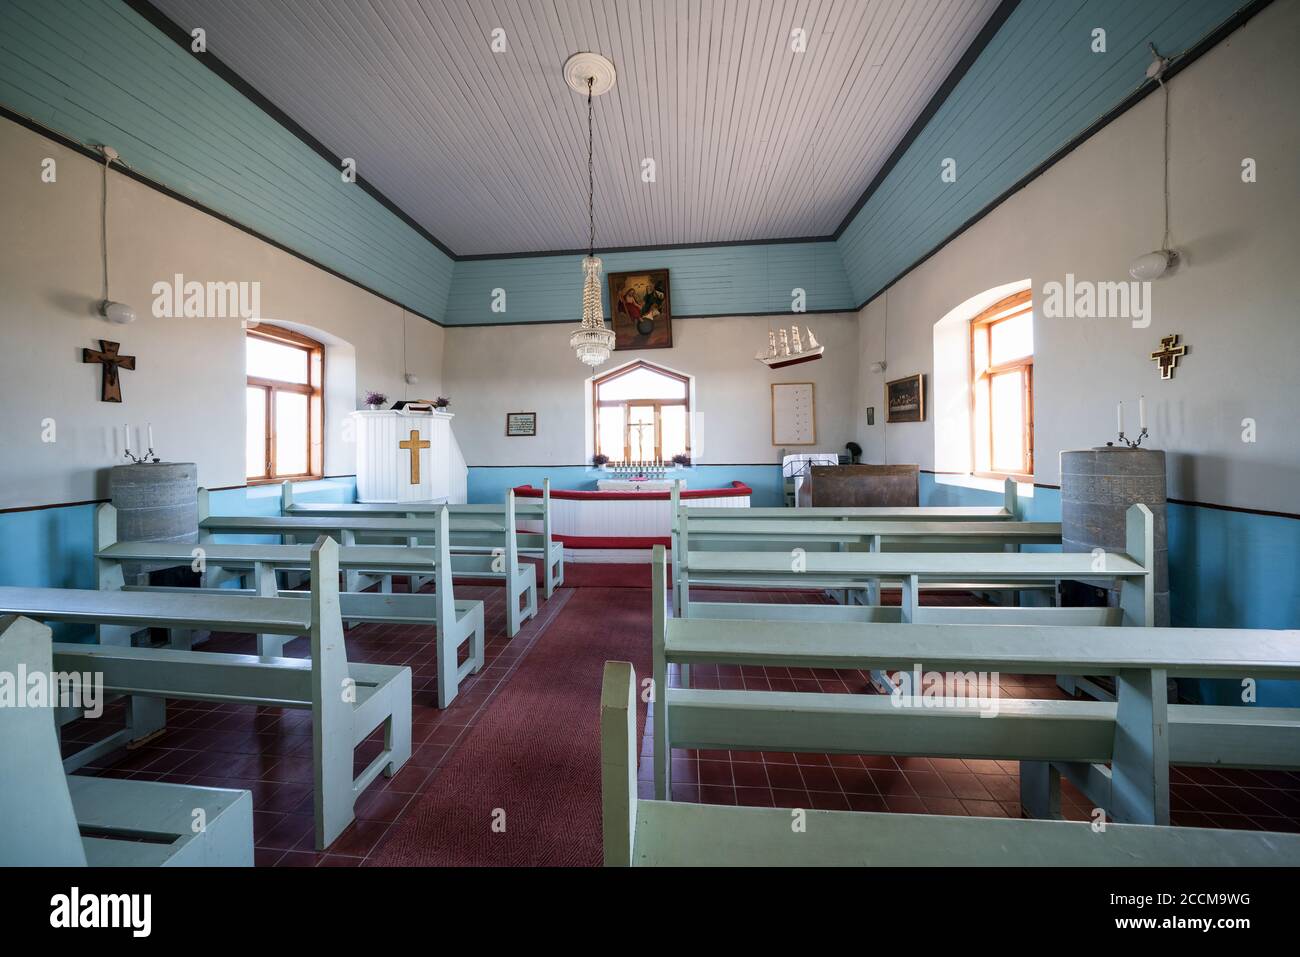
[[47, 537, 412, 850], [676, 515, 1062, 611], [674, 504, 1153, 626], [282, 479, 564, 602], [674, 476, 1020, 521], [601, 661, 1300, 866], [648, 563, 1300, 827], [0, 615, 255, 867], [277, 486, 544, 634], [102, 502, 482, 708]]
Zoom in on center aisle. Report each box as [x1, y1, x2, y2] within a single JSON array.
[[367, 581, 653, 866]]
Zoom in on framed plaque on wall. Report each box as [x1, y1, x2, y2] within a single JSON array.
[[505, 412, 537, 436]]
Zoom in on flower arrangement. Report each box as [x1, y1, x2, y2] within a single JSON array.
[[592, 453, 609, 467], [434, 396, 450, 408], [364, 391, 388, 409], [671, 453, 691, 467]]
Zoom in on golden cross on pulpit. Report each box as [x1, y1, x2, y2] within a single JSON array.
[[82, 339, 136, 402], [1150, 333, 1187, 380], [398, 429, 430, 485]]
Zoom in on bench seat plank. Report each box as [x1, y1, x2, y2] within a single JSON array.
[[101, 541, 438, 573], [630, 800, 1300, 866], [686, 519, 1060, 543], [686, 550, 1147, 579], [0, 585, 311, 634], [70, 775, 254, 867], [664, 619, 1300, 679], [682, 506, 1013, 520]]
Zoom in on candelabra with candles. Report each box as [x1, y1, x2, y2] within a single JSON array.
[[123, 423, 161, 464], [1111, 396, 1149, 449], [610, 459, 668, 480]]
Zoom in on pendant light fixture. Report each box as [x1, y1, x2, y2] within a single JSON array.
[[1129, 45, 1179, 281], [565, 53, 617, 367], [97, 145, 136, 324]]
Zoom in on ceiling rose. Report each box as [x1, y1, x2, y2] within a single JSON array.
[[563, 52, 616, 96]]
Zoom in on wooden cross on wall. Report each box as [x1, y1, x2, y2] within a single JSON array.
[[82, 339, 136, 402], [1149, 333, 1187, 380], [398, 429, 430, 485]]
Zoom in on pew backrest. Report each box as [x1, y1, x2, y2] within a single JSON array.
[[602, 660, 1300, 866], [0, 615, 88, 865]]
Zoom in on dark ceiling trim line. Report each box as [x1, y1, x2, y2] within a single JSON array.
[[441, 307, 852, 329], [123, 0, 458, 261], [457, 235, 839, 262], [0, 106, 446, 328], [831, 0, 1022, 240], [849, 0, 1276, 313]]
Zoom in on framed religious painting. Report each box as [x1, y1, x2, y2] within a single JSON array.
[[608, 268, 672, 350], [885, 373, 925, 423]]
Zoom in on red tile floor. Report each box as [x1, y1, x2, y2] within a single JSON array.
[[61, 567, 1300, 867]]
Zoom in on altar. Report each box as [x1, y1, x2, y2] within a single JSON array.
[[514, 481, 751, 563]]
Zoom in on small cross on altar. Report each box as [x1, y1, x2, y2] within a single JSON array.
[[398, 429, 431, 485], [82, 339, 136, 402], [1149, 334, 1187, 380]]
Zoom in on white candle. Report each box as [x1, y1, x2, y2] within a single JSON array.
[[148, 423, 154, 449], [1138, 395, 1146, 430], [1116, 402, 1123, 435], [124, 423, 131, 452]]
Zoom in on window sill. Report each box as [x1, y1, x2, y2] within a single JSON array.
[[247, 474, 323, 487]]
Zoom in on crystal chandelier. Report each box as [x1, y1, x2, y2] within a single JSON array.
[[566, 54, 616, 367]]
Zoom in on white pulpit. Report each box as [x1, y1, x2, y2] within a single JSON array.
[[351, 410, 464, 503]]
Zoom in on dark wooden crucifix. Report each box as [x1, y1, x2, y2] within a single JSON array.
[[82, 339, 136, 402]]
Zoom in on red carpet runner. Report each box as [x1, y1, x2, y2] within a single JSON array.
[[367, 586, 652, 866]]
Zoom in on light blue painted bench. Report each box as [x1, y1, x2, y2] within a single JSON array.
[[35, 537, 411, 850], [648, 551, 1300, 827], [601, 661, 1300, 866], [0, 615, 255, 866], [106, 500, 482, 708], [673, 505, 1154, 628], [280, 484, 548, 634]]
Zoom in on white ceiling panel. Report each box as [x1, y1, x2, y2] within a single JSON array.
[[150, 0, 1001, 255]]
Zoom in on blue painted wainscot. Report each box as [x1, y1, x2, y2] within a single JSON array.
[[0, 478, 356, 642]]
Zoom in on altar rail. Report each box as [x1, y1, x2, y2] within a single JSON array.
[[512, 482, 751, 557]]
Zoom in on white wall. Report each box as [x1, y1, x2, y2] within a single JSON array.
[[854, 0, 1300, 513], [0, 118, 445, 509], [443, 313, 860, 465]]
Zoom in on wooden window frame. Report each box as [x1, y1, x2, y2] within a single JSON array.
[[969, 290, 1034, 481], [592, 360, 691, 462], [246, 325, 324, 484]]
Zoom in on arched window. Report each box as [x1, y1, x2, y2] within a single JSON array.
[[592, 361, 690, 463], [246, 325, 324, 481], [969, 289, 1033, 477]]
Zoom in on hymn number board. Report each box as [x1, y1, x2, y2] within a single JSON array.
[[771, 382, 817, 446]]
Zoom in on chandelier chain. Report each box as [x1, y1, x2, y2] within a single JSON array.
[[587, 77, 594, 257]]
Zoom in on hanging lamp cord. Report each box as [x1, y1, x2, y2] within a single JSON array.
[[587, 77, 595, 258], [101, 153, 110, 301]]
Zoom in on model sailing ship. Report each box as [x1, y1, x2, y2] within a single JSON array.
[[755, 325, 824, 368]]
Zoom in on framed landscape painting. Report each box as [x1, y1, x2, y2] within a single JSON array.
[[609, 268, 672, 350], [886, 373, 925, 423]]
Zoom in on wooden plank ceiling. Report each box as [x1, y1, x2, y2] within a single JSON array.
[[150, 0, 1000, 256]]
